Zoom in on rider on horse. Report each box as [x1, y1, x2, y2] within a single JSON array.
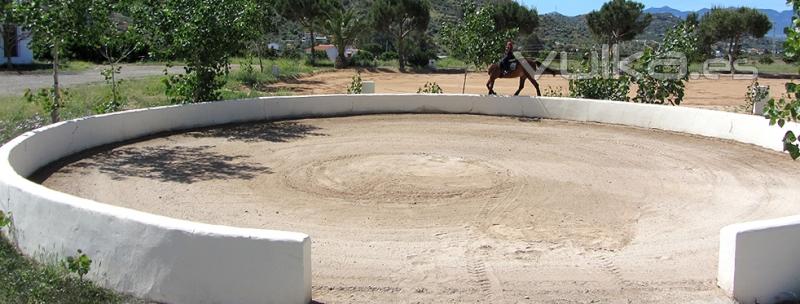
[[500, 41, 516, 76]]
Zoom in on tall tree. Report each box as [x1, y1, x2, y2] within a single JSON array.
[[323, 2, 364, 69], [16, 0, 102, 122], [441, 2, 517, 93], [491, 1, 538, 35], [370, 0, 430, 71], [276, 0, 335, 66], [700, 7, 771, 72], [137, 0, 257, 103], [93, 1, 142, 114], [586, 0, 652, 50]]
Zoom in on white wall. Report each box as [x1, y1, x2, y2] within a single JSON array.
[[0, 95, 798, 304], [0, 27, 34, 65]]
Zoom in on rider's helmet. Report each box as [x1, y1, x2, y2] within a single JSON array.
[[506, 41, 514, 51]]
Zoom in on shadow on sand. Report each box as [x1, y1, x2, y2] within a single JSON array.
[[64, 145, 272, 184], [187, 121, 327, 143]]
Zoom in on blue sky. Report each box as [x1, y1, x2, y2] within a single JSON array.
[[520, 0, 792, 16]]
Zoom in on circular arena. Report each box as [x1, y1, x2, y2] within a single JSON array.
[[2, 95, 800, 304]]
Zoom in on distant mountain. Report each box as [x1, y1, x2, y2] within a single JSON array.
[[644, 6, 792, 38]]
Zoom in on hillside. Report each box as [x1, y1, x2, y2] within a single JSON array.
[[644, 6, 792, 38]]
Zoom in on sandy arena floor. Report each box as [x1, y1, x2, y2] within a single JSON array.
[[39, 114, 800, 303]]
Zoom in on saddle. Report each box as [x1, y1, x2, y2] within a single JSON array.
[[500, 59, 518, 76]]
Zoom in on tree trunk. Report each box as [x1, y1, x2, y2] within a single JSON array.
[[728, 37, 736, 74], [309, 24, 316, 66], [257, 44, 264, 73], [397, 36, 405, 71], [51, 43, 61, 123], [335, 43, 346, 69], [110, 61, 118, 106], [462, 66, 468, 94]]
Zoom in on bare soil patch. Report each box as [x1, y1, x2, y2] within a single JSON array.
[[267, 69, 796, 114]]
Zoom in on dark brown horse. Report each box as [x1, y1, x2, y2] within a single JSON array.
[[486, 59, 556, 96]]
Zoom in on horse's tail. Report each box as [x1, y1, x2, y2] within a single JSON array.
[[527, 59, 558, 76]]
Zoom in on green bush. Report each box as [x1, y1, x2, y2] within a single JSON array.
[[569, 75, 630, 101], [350, 50, 376, 67], [347, 73, 363, 94], [407, 48, 435, 68], [418, 82, 443, 94], [379, 51, 399, 61], [360, 43, 384, 55], [759, 56, 775, 65]]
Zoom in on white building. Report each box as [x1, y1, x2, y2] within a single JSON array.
[[307, 44, 359, 62], [1, 25, 34, 65]]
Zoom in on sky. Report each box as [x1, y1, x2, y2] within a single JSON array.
[[520, 0, 792, 16]]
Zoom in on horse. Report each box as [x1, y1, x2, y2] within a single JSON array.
[[486, 59, 557, 96]]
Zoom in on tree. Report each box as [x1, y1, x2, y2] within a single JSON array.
[[491, 1, 538, 35], [93, 2, 142, 114], [630, 20, 698, 105], [137, 0, 257, 103], [16, 0, 102, 122], [323, 3, 364, 68], [586, 0, 652, 50], [370, 0, 430, 71], [765, 0, 800, 159], [276, 0, 335, 66], [700, 7, 771, 72], [249, 1, 283, 73], [441, 2, 517, 93]]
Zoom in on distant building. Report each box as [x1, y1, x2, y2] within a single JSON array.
[[1, 24, 34, 65], [305, 44, 359, 62]]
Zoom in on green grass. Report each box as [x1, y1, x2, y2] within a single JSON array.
[[0, 236, 140, 304], [435, 57, 467, 69], [0, 59, 327, 144], [689, 59, 800, 75]]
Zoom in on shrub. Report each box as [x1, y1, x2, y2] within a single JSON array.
[[360, 43, 384, 55], [418, 82, 443, 94], [0, 210, 10, 228], [543, 86, 565, 97], [744, 79, 769, 113], [350, 50, 376, 68], [569, 75, 630, 101], [62, 250, 92, 280], [759, 56, 775, 65], [347, 73, 363, 94], [379, 51, 399, 61], [407, 48, 436, 68]]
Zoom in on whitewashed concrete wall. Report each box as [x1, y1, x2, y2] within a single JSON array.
[[0, 94, 798, 304]]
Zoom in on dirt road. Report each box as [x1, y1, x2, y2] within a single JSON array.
[[0, 65, 183, 96], [267, 69, 796, 113], [40, 114, 800, 303]]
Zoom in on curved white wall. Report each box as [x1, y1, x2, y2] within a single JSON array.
[[0, 94, 797, 304]]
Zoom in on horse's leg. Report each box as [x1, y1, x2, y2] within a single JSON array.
[[486, 76, 496, 95], [514, 76, 525, 96], [529, 75, 542, 96]]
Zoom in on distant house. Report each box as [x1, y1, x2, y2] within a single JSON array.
[[1, 24, 34, 65], [305, 44, 359, 62], [267, 42, 282, 51]]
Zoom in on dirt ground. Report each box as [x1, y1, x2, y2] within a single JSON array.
[[267, 69, 797, 113], [40, 114, 800, 303]]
